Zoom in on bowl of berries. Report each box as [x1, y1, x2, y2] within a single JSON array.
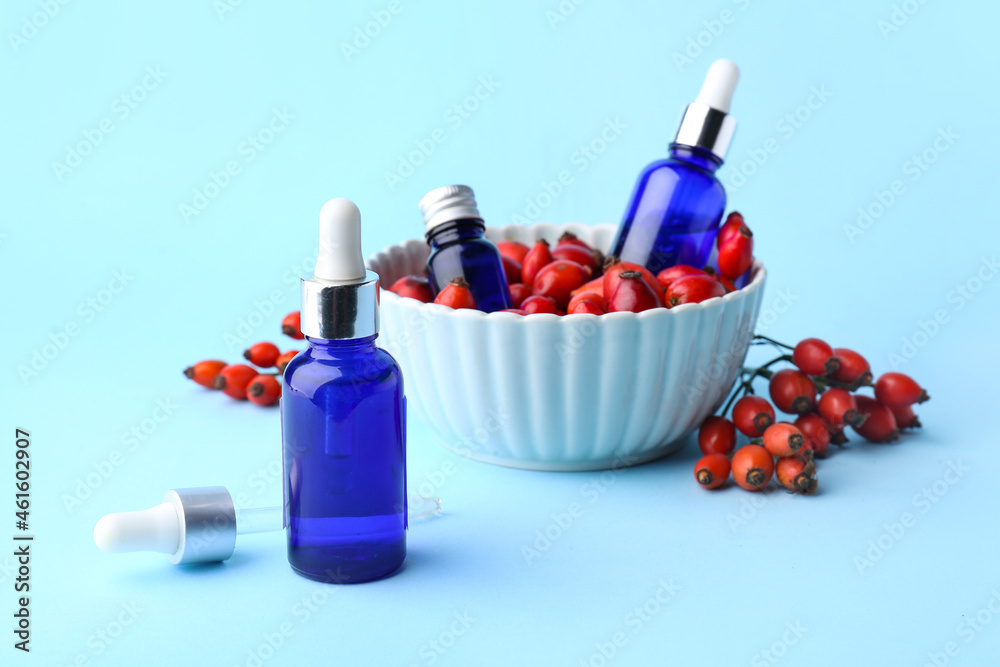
[[367, 221, 767, 471]]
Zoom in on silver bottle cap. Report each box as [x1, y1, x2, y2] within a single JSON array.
[[419, 184, 483, 234], [673, 59, 739, 160], [300, 270, 380, 340], [164, 487, 237, 565]]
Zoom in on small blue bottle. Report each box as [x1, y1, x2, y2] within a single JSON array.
[[419, 185, 511, 312], [281, 198, 406, 583], [610, 59, 740, 275]]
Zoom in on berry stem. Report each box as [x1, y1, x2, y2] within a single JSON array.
[[719, 354, 791, 417], [753, 334, 794, 350]]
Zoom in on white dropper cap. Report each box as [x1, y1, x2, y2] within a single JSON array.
[[694, 58, 740, 113], [315, 198, 366, 282]]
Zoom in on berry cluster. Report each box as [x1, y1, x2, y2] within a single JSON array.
[[694, 337, 929, 494], [182, 311, 304, 406], [388, 212, 756, 314]]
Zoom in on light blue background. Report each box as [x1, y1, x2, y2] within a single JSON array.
[[3, 0, 999, 665]]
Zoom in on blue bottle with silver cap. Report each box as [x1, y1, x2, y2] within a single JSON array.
[[610, 59, 740, 274], [420, 185, 511, 312], [281, 198, 406, 583]]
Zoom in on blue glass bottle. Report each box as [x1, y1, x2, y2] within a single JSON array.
[[282, 198, 406, 584], [419, 185, 511, 312], [611, 59, 740, 275]]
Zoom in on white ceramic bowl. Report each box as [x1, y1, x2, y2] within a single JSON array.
[[367, 223, 767, 471]]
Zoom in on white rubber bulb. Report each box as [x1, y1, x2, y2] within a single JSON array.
[[694, 59, 740, 113], [315, 198, 366, 282], [93, 502, 180, 555]]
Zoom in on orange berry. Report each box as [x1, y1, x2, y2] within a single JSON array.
[[213, 364, 258, 400], [433, 277, 476, 309], [762, 422, 806, 457], [731, 445, 774, 491], [694, 454, 731, 489], [776, 454, 818, 495], [243, 342, 281, 368], [275, 350, 299, 373], [247, 374, 281, 406], [183, 360, 227, 389], [282, 312, 304, 340]]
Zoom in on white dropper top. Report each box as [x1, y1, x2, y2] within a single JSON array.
[[694, 58, 740, 113], [94, 502, 181, 555], [315, 198, 366, 282]]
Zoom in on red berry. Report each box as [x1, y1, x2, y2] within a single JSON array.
[[768, 369, 816, 415], [731, 395, 775, 437], [694, 454, 731, 490], [665, 274, 725, 307], [567, 300, 603, 315], [556, 231, 591, 249], [655, 265, 705, 292], [213, 364, 258, 400], [717, 211, 745, 247], [497, 308, 528, 315], [501, 256, 522, 284], [874, 372, 929, 409], [183, 360, 227, 389], [890, 404, 921, 430], [497, 240, 530, 265], [244, 342, 281, 368], [520, 295, 559, 315], [716, 224, 753, 280], [567, 291, 606, 314], [776, 455, 817, 495], [433, 277, 477, 309], [792, 338, 839, 376], [698, 416, 737, 456], [508, 283, 531, 308], [247, 374, 281, 406], [831, 347, 872, 386], [702, 266, 736, 293], [603, 260, 662, 305], [817, 387, 864, 427], [532, 260, 590, 309], [607, 271, 661, 313], [552, 243, 599, 274], [275, 350, 299, 373], [388, 275, 432, 303], [570, 276, 605, 300], [853, 395, 899, 443], [794, 413, 832, 457], [762, 422, 806, 457], [282, 312, 304, 340], [521, 240, 553, 288], [731, 445, 774, 491]]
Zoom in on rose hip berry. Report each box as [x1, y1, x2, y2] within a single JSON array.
[[732, 395, 775, 437], [776, 455, 817, 495], [695, 454, 731, 490], [874, 372, 929, 409], [213, 364, 259, 400], [603, 259, 662, 304], [832, 347, 872, 386], [556, 231, 591, 249], [570, 276, 604, 300], [520, 295, 559, 315], [244, 342, 281, 368], [818, 387, 864, 427], [275, 350, 299, 373], [552, 243, 599, 274], [497, 240, 530, 265], [282, 312, 304, 340], [717, 211, 745, 247], [567, 291, 606, 315], [247, 374, 281, 406], [665, 274, 725, 307], [508, 283, 531, 308], [731, 444, 774, 491], [521, 240, 553, 287], [853, 395, 899, 443], [716, 225, 753, 280], [794, 413, 831, 457], [532, 260, 590, 309], [792, 338, 840, 376], [183, 360, 227, 389], [501, 256, 522, 285], [388, 275, 432, 303], [655, 265, 705, 292], [498, 308, 528, 315], [890, 404, 921, 430], [768, 369, 817, 415], [607, 271, 661, 313], [433, 277, 477, 309], [763, 422, 806, 457], [698, 416, 737, 456]]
